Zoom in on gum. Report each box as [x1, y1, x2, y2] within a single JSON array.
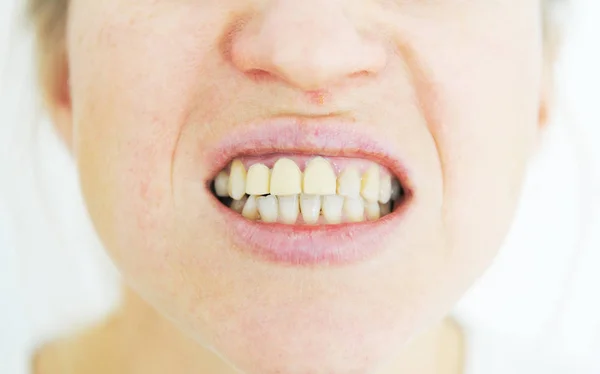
[[225, 154, 394, 178]]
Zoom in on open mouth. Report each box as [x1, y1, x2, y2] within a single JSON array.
[[210, 155, 406, 225], [203, 118, 414, 266]]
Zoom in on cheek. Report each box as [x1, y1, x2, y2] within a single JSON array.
[[408, 5, 543, 263], [67, 3, 223, 278]]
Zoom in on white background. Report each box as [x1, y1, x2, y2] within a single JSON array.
[[1, 0, 599, 373]]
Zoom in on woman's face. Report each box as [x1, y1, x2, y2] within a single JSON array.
[[65, 0, 546, 373]]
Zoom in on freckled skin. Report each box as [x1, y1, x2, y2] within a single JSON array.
[[62, 1, 547, 373]]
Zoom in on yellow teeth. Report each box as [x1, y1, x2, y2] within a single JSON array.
[[257, 196, 278, 223], [278, 195, 300, 224], [218, 157, 403, 224], [214, 171, 229, 197], [242, 195, 260, 220], [228, 160, 247, 200], [361, 165, 380, 203], [322, 195, 344, 224], [365, 201, 381, 221], [246, 163, 271, 195], [337, 167, 361, 198], [303, 157, 337, 195], [270, 158, 302, 196], [300, 194, 321, 224], [379, 174, 392, 204], [344, 197, 365, 222]]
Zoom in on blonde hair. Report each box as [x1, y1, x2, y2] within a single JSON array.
[[27, 0, 67, 110]]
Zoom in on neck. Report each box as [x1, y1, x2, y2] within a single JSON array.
[[112, 286, 463, 374]]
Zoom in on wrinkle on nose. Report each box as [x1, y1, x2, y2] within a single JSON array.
[[229, 0, 388, 91]]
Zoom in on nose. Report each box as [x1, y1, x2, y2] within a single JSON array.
[[229, 0, 388, 91]]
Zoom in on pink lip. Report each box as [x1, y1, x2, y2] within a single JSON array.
[[205, 116, 415, 266]]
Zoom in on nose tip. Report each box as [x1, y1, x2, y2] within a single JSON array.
[[229, 3, 388, 91], [267, 38, 387, 90]]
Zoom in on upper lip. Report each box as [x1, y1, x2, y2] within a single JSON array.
[[204, 115, 414, 193]]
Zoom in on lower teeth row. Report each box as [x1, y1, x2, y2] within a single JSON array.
[[217, 193, 401, 225]]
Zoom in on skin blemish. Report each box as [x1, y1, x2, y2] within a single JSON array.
[[306, 90, 330, 106]]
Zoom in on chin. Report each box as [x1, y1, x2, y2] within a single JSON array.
[[199, 299, 425, 374]]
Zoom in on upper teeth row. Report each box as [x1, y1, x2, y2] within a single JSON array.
[[214, 157, 400, 204]]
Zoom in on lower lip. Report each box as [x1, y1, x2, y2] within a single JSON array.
[[214, 197, 412, 267]]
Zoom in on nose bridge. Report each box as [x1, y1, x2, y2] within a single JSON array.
[[229, 0, 387, 91]]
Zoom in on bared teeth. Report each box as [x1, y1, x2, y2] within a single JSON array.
[[344, 197, 365, 223], [242, 195, 260, 220], [270, 158, 302, 196], [214, 171, 229, 197], [215, 156, 403, 224], [246, 164, 271, 196], [361, 165, 380, 203], [257, 196, 278, 223], [228, 160, 247, 200], [322, 195, 344, 224], [300, 194, 321, 224], [278, 195, 300, 224], [378, 174, 392, 204], [303, 157, 337, 195], [337, 167, 361, 198], [365, 201, 381, 221]]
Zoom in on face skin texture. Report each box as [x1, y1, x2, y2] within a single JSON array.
[[48, 0, 549, 373]]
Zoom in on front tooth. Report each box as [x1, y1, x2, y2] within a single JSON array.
[[300, 194, 321, 224], [365, 201, 381, 221], [257, 196, 278, 223], [214, 172, 229, 197], [361, 165, 380, 203], [337, 167, 361, 198], [231, 196, 247, 213], [303, 157, 337, 195], [379, 174, 392, 204], [322, 195, 344, 224], [278, 195, 299, 224], [242, 195, 260, 220], [270, 158, 302, 196], [228, 160, 247, 200], [246, 164, 271, 195], [344, 197, 365, 222]]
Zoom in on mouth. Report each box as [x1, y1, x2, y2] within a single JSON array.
[[205, 117, 414, 266], [211, 155, 405, 224]]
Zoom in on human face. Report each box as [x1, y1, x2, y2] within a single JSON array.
[[65, 0, 545, 373]]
